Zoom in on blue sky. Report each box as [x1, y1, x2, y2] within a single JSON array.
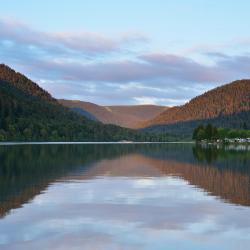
[[1, 0, 250, 105]]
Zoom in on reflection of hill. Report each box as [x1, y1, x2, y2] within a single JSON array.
[[0, 183, 48, 218], [0, 144, 152, 217], [64, 154, 164, 179], [67, 153, 250, 206], [0, 144, 96, 217], [1, 143, 250, 218], [148, 158, 250, 206]]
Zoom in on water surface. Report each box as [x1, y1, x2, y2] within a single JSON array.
[[0, 143, 250, 250]]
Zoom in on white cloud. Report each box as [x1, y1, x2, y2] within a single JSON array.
[[1, 17, 250, 105]]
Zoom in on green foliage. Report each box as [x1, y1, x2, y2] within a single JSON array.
[[143, 110, 250, 139], [193, 124, 250, 141], [193, 125, 205, 140], [193, 124, 219, 141]]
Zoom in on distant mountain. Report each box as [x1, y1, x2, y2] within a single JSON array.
[[0, 65, 171, 142], [141, 80, 250, 135], [59, 99, 167, 128]]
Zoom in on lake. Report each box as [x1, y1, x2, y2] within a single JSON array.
[[0, 143, 250, 250]]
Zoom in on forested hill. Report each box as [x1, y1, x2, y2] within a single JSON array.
[[142, 80, 250, 127], [0, 80, 132, 141], [0, 64, 56, 104], [0, 65, 175, 142]]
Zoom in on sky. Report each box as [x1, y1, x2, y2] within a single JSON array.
[[1, 0, 250, 106]]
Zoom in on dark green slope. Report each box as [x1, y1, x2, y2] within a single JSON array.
[[0, 64, 137, 141], [0, 79, 140, 141], [0, 64, 56, 103]]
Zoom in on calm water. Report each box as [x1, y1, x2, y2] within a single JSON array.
[[0, 143, 250, 250]]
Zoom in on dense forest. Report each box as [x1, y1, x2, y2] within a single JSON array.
[[142, 110, 250, 139], [0, 64, 177, 142], [142, 80, 250, 128], [192, 123, 250, 141]]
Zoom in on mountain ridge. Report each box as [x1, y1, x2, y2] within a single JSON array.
[[0, 64, 57, 104], [0, 64, 177, 141], [141, 80, 250, 128], [59, 99, 167, 128], [0, 65, 163, 141], [1, 63, 250, 141]]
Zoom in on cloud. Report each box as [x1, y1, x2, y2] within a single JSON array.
[[36, 53, 250, 105], [134, 97, 188, 106], [1, 17, 250, 106], [18, 53, 225, 84], [218, 54, 250, 74], [0, 17, 147, 55]]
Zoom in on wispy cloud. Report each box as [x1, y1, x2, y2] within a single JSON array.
[[0, 18, 148, 55], [1, 17, 250, 106]]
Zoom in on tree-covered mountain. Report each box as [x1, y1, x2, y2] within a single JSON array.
[[1, 64, 249, 141], [142, 80, 250, 127], [141, 80, 250, 137], [0, 64, 56, 103], [61, 80, 250, 138], [0, 65, 175, 142]]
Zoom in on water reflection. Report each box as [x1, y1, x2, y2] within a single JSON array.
[[0, 143, 250, 249]]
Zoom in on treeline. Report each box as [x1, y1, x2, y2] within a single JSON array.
[[193, 124, 250, 141], [144, 110, 250, 138]]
